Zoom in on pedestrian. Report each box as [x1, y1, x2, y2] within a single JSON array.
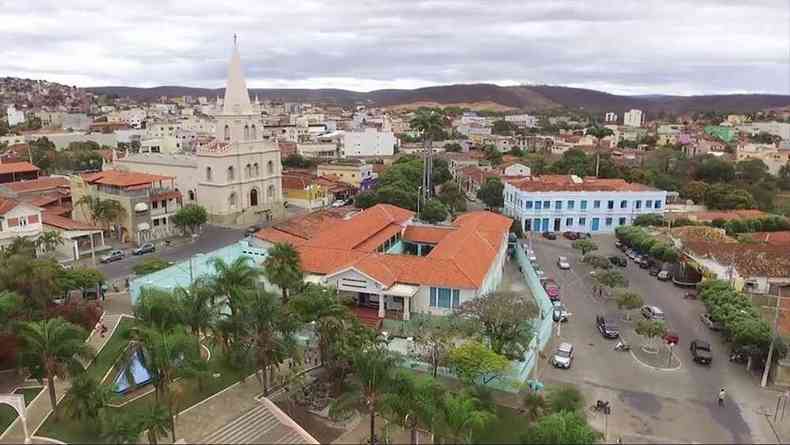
[[718, 388, 726, 407]]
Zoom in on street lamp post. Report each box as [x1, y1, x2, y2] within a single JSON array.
[[762, 287, 784, 387]]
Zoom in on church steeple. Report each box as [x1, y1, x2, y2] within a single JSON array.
[[222, 35, 253, 115]]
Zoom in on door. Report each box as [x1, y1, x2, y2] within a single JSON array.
[[542, 218, 550, 231], [553, 218, 561, 232], [591, 217, 600, 232], [524, 219, 531, 232], [534, 218, 541, 232]]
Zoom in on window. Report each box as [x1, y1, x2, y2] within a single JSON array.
[[605, 217, 613, 226], [619, 217, 626, 225], [543, 200, 550, 209], [655, 200, 662, 209], [188, 190, 195, 201], [206, 167, 213, 181], [246, 164, 252, 178], [566, 217, 573, 226], [267, 160, 274, 175], [254, 163, 260, 176], [535, 201, 542, 210], [250, 188, 259, 206], [267, 185, 275, 199], [607, 200, 614, 209], [18, 216, 28, 227], [243, 125, 249, 140], [646, 200, 653, 208], [525, 201, 533, 209], [224, 125, 230, 141], [581, 200, 588, 210], [635, 200, 642, 209], [430, 287, 460, 309], [227, 166, 235, 181], [152, 200, 159, 209], [160, 200, 166, 208], [567, 200, 575, 209], [555, 200, 562, 210], [620, 200, 627, 209], [153, 218, 160, 227], [251, 125, 257, 139], [579, 217, 586, 226], [594, 200, 601, 209], [229, 193, 237, 207]]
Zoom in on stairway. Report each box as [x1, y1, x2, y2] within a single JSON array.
[[198, 402, 305, 444], [350, 306, 382, 329]]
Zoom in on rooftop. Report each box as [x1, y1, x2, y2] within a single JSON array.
[[0, 176, 69, 194], [672, 209, 770, 222], [507, 175, 658, 193], [684, 241, 790, 278], [0, 162, 39, 175], [82, 170, 173, 188], [42, 213, 98, 231]]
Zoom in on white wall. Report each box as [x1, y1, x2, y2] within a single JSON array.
[[343, 128, 396, 157]]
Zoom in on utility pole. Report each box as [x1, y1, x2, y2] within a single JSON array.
[[762, 287, 783, 387]]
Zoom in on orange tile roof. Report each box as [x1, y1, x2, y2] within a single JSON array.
[[507, 175, 656, 192], [83, 170, 172, 188], [355, 224, 403, 252], [403, 225, 454, 244], [42, 214, 98, 231], [256, 227, 309, 246], [748, 231, 790, 246], [28, 194, 61, 207], [303, 204, 414, 250], [0, 197, 19, 215], [0, 177, 69, 193], [685, 241, 790, 278], [679, 209, 769, 222], [0, 162, 39, 175]]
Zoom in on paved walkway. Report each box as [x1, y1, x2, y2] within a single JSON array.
[[0, 313, 124, 444]]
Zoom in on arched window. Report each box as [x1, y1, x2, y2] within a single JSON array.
[[223, 125, 230, 141], [267, 184, 275, 199], [250, 188, 259, 206], [267, 160, 274, 175], [188, 190, 195, 201], [243, 125, 249, 140], [206, 167, 213, 181], [227, 166, 234, 181], [245, 163, 252, 178], [253, 162, 260, 177], [251, 124, 257, 139], [229, 192, 237, 207]]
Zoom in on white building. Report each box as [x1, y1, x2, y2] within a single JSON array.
[[738, 121, 790, 141], [0, 197, 42, 249], [343, 127, 396, 157], [604, 112, 618, 123], [503, 175, 667, 234], [623, 109, 644, 128], [6, 105, 25, 126], [504, 114, 538, 128], [120, 109, 146, 128], [62, 113, 91, 131]]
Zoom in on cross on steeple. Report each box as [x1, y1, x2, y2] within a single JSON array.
[[233, 33, 238, 49]]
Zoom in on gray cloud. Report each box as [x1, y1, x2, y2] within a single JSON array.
[[0, 0, 788, 94]]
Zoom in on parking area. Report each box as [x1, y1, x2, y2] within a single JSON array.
[[526, 233, 777, 443]]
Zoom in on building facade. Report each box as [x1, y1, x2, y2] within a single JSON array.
[[343, 127, 396, 157], [5, 105, 25, 126], [623, 109, 644, 128], [504, 175, 667, 233]]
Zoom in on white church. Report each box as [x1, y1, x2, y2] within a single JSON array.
[[113, 39, 286, 225]]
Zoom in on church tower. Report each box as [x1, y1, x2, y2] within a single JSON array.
[[196, 37, 284, 224]]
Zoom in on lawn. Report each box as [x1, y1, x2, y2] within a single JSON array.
[[0, 386, 43, 435], [472, 405, 531, 444], [38, 327, 255, 444]]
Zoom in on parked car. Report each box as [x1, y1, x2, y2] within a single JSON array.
[[641, 305, 665, 321], [551, 342, 574, 369], [638, 257, 650, 269], [542, 231, 557, 240], [609, 256, 627, 267], [544, 281, 561, 301], [690, 340, 713, 365], [527, 249, 537, 262], [626, 249, 637, 260], [246, 223, 265, 235], [614, 240, 622, 249], [552, 301, 569, 322], [596, 315, 620, 339], [663, 331, 679, 345], [133, 242, 155, 255], [700, 313, 724, 331], [657, 270, 672, 281], [100, 249, 125, 263], [562, 231, 580, 240], [557, 256, 571, 270], [576, 232, 591, 239], [648, 265, 661, 276], [331, 199, 347, 208]]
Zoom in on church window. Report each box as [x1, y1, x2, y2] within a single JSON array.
[[267, 160, 274, 175], [267, 184, 275, 199], [244, 125, 249, 140], [250, 188, 259, 206], [253, 163, 260, 177], [206, 167, 212, 181], [245, 163, 252, 178], [229, 192, 237, 207], [251, 124, 257, 139], [188, 190, 195, 201], [227, 166, 235, 181], [224, 125, 230, 141]]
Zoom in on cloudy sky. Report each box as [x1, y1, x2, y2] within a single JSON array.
[[1, 0, 788, 95]]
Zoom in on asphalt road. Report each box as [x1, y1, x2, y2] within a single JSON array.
[[96, 225, 247, 280], [528, 233, 766, 443]]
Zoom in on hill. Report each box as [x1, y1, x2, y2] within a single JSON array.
[[86, 83, 790, 115]]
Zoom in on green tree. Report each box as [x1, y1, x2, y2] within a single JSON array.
[[696, 157, 735, 183], [381, 372, 445, 445], [137, 404, 172, 445], [483, 145, 503, 166], [447, 341, 510, 386], [778, 164, 790, 191], [615, 291, 643, 321], [571, 239, 597, 255], [18, 318, 92, 420], [521, 391, 548, 421], [174, 279, 216, 341], [209, 256, 262, 316], [76, 195, 126, 235], [632, 214, 665, 227], [681, 181, 709, 204], [736, 159, 769, 183], [420, 199, 449, 223], [101, 413, 143, 444], [444, 142, 463, 152], [36, 231, 64, 254], [171, 205, 208, 234], [132, 257, 171, 276], [289, 284, 349, 366], [66, 375, 114, 422], [635, 319, 667, 350], [521, 411, 599, 445], [437, 182, 467, 214], [593, 270, 627, 297], [476, 177, 504, 209], [456, 291, 538, 359], [704, 184, 756, 210], [263, 242, 303, 303], [551, 149, 591, 176], [492, 120, 516, 135], [282, 153, 318, 169], [546, 385, 585, 414], [435, 390, 494, 444], [582, 254, 611, 270], [410, 315, 461, 378], [134, 288, 183, 331]]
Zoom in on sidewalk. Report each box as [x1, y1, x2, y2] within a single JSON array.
[[0, 314, 124, 444]]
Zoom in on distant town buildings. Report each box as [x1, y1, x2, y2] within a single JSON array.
[[5, 105, 25, 126], [623, 109, 644, 128]]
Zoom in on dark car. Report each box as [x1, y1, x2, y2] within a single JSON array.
[[246, 223, 266, 236], [576, 232, 591, 239], [596, 315, 620, 339], [542, 231, 558, 240], [637, 257, 650, 269], [664, 331, 679, 345], [690, 340, 713, 365], [562, 231, 580, 240], [648, 265, 661, 276], [132, 242, 155, 255], [608, 255, 627, 267]]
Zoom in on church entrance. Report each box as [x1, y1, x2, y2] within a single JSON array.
[[250, 188, 258, 206]]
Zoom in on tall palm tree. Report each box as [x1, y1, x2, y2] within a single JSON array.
[[410, 108, 447, 200], [138, 404, 172, 445], [332, 347, 399, 443], [240, 288, 300, 395], [66, 374, 114, 422], [381, 372, 444, 445], [101, 413, 143, 445], [134, 288, 182, 331], [587, 126, 614, 177], [18, 318, 93, 420], [434, 391, 493, 444], [289, 284, 348, 365], [76, 195, 126, 236], [37, 231, 64, 254], [263, 242, 303, 303], [174, 278, 216, 348], [209, 256, 262, 315]]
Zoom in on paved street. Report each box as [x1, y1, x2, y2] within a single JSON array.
[[528, 233, 779, 443], [96, 225, 246, 280]]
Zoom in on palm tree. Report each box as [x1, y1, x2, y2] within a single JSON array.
[[381, 372, 444, 445], [76, 195, 126, 237], [138, 404, 172, 445], [134, 287, 183, 331], [587, 126, 614, 176], [289, 284, 349, 365], [410, 108, 446, 200], [209, 256, 262, 315], [101, 413, 143, 444], [66, 375, 114, 423], [174, 278, 216, 353], [3, 236, 37, 258], [37, 231, 64, 254], [332, 347, 399, 444], [263, 242, 303, 303], [18, 318, 93, 420], [240, 288, 300, 395], [434, 391, 493, 444]]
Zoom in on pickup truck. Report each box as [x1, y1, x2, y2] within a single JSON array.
[[690, 340, 713, 365]]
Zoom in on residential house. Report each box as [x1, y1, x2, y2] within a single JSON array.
[[316, 160, 374, 189], [736, 143, 790, 176], [0, 197, 42, 249], [0, 162, 39, 184], [624, 109, 644, 128], [282, 170, 355, 209]]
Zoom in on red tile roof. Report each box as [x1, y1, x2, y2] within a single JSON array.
[[83, 170, 172, 188], [0, 162, 39, 175], [685, 241, 790, 278], [403, 226, 454, 244], [0, 197, 19, 215], [507, 175, 656, 192], [0, 177, 69, 193], [748, 231, 790, 246], [676, 209, 769, 222], [42, 213, 98, 231], [302, 204, 414, 251]]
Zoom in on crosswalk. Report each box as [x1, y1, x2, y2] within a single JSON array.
[[198, 402, 306, 444]]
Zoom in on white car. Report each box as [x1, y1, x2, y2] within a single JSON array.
[[331, 199, 347, 208], [557, 256, 571, 270], [528, 250, 537, 262], [552, 342, 574, 369]]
